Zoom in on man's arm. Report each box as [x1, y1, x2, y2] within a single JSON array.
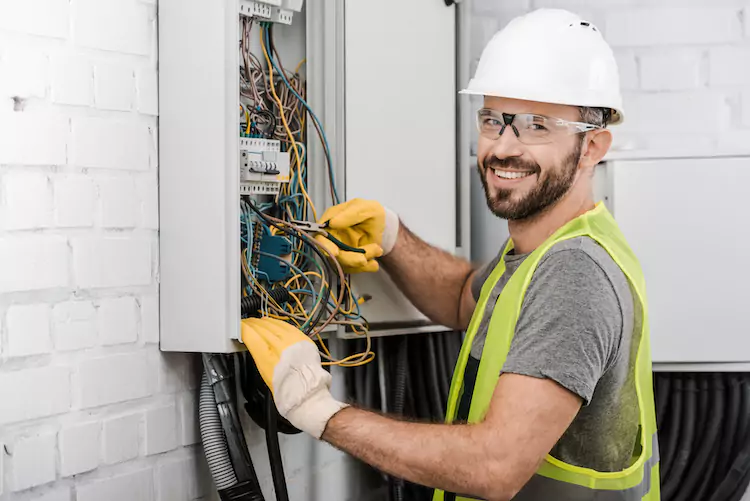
[[380, 222, 478, 330], [323, 373, 582, 501]]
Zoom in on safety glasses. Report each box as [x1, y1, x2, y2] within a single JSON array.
[[476, 109, 601, 145]]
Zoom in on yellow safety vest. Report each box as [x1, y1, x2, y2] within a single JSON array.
[[433, 203, 660, 501]]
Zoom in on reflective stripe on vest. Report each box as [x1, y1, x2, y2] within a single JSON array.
[[433, 203, 660, 501]]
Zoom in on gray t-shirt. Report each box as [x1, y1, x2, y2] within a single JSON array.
[[465, 236, 640, 472]]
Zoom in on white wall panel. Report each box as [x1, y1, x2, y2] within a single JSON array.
[[609, 157, 750, 363]]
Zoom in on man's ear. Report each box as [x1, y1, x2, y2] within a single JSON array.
[[580, 129, 613, 169]]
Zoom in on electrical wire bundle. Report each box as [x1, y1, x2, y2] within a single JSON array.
[[345, 332, 463, 501], [655, 372, 750, 501], [237, 17, 372, 367]]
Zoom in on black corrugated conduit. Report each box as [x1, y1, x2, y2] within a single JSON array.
[[662, 374, 697, 500], [661, 374, 683, 481]]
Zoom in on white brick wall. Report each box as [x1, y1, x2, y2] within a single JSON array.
[[470, 0, 750, 157], [0, 1, 207, 500]]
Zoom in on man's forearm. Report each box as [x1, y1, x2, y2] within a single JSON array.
[[322, 407, 516, 500], [380, 223, 474, 329]]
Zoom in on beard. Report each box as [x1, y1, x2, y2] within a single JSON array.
[[478, 140, 582, 221]]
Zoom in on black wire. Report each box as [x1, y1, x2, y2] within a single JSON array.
[[663, 374, 696, 500], [661, 374, 683, 481], [265, 389, 290, 501]]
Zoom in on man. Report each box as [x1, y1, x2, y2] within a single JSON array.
[[242, 9, 659, 501]]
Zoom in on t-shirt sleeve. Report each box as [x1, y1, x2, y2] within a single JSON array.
[[500, 249, 623, 405]]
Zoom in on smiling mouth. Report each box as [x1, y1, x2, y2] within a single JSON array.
[[492, 168, 535, 180]]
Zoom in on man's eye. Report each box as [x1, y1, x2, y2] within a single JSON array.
[[483, 118, 502, 127], [528, 123, 548, 132]]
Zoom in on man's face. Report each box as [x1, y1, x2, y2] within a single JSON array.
[[477, 96, 585, 221]]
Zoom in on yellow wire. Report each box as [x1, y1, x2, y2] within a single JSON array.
[[260, 26, 317, 220]]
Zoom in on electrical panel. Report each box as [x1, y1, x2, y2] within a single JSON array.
[[159, 0, 464, 353]]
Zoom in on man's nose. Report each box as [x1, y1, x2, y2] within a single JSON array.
[[488, 125, 524, 160]]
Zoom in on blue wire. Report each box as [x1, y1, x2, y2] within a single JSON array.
[[264, 26, 340, 204], [257, 252, 318, 307]]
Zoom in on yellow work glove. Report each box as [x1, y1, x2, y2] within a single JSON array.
[[241, 317, 348, 439], [315, 198, 400, 273]]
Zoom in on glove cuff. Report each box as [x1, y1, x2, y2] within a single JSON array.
[[285, 387, 349, 439], [382, 207, 400, 256]]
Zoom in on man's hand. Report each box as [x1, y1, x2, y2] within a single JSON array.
[[240, 317, 348, 438], [315, 198, 399, 273]]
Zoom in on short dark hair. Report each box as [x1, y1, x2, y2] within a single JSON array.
[[579, 107, 612, 128]]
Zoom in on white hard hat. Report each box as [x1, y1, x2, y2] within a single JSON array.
[[462, 9, 624, 125]]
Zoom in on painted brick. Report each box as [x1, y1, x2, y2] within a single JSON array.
[[53, 300, 97, 351], [745, 7, 750, 39], [742, 90, 750, 128], [59, 421, 100, 477], [6, 304, 52, 357], [0, 50, 48, 100], [178, 392, 200, 446], [0, 171, 54, 230], [94, 63, 135, 111], [11, 433, 56, 492], [0, 441, 3, 495], [606, 8, 742, 47], [135, 68, 158, 116], [613, 51, 638, 91], [0, 236, 69, 293], [76, 352, 151, 408], [97, 175, 138, 228], [155, 459, 189, 501], [144, 404, 178, 455], [53, 174, 96, 228], [620, 91, 728, 133], [0, 114, 68, 166], [710, 46, 750, 85], [71, 236, 151, 288], [141, 295, 160, 344], [640, 50, 703, 91], [135, 174, 159, 229], [50, 54, 94, 107], [77, 469, 154, 501], [102, 412, 141, 464], [0, 0, 69, 39], [98, 297, 138, 345], [0, 366, 71, 425], [70, 117, 151, 171], [72, 0, 152, 56]]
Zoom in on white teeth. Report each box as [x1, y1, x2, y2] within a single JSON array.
[[494, 169, 533, 180]]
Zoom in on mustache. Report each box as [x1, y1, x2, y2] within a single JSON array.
[[481, 155, 540, 174]]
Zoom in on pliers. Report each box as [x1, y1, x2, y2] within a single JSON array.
[[291, 220, 366, 254]]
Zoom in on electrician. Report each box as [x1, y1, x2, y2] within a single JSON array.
[[242, 9, 659, 501]]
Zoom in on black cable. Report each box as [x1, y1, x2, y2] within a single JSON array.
[[694, 439, 721, 501], [656, 373, 671, 431], [732, 378, 750, 463], [434, 333, 450, 404], [663, 374, 696, 500], [674, 374, 725, 501], [410, 337, 431, 420], [265, 389, 290, 501], [391, 338, 408, 501], [425, 335, 445, 419], [661, 374, 683, 482], [713, 374, 741, 491], [711, 376, 750, 501], [364, 350, 377, 410]]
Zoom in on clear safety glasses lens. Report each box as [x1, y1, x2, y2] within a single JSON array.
[[476, 109, 601, 145]]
